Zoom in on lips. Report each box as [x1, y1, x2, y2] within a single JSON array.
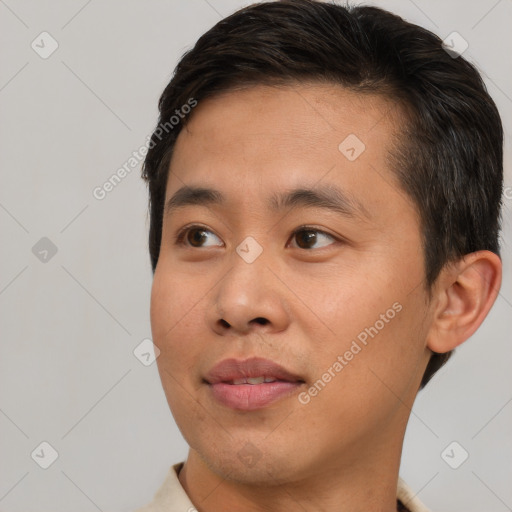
[[204, 357, 305, 410], [205, 357, 304, 384]]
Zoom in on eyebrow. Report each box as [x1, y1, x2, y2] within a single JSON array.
[[164, 184, 370, 220]]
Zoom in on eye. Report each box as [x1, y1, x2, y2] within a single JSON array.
[[174, 224, 338, 250], [175, 225, 223, 248], [289, 226, 337, 250]]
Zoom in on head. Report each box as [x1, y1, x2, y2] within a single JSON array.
[[142, 0, 503, 484]]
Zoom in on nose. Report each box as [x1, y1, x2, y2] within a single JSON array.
[[208, 251, 290, 336]]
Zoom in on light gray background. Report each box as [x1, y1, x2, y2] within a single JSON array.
[[0, 0, 510, 511]]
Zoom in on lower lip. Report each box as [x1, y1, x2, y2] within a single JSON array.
[[209, 381, 302, 410]]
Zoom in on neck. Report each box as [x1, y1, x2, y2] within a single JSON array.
[[178, 440, 403, 512]]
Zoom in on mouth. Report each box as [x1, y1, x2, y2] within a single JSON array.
[[204, 357, 306, 411], [227, 376, 285, 385]]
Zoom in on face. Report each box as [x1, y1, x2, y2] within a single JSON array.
[[150, 83, 433, 485]]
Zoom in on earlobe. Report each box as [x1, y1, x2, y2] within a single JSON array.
[[426, 250, 502, 354]]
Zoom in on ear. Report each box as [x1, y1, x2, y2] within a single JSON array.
[[426, 250, 502, 353]]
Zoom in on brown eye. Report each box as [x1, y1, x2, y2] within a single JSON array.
[[187, 227, 208, 247], [290, 228, 336, 250], [175, 226, 223, 248]]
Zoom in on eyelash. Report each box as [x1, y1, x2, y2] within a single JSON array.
[[174, 224, 339, 250]]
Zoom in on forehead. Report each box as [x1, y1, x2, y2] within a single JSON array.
[[170, 82, 401, 174], [166, 83, 411, 220]]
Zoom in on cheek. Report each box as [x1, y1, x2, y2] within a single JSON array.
[[151, 263, 196, 337], [149, 271, 173, 342], [308, 266, 428, 395], [150, 282, 216, 440], [303, 266, 393, 349], [150, 266, 211, 381], [151, 274, 202, 429], [299, 297, 429, 448]]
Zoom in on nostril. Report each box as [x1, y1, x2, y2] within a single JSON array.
[[218, 317, 268, 329]]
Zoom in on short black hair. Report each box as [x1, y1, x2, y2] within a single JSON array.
[[141, 0, 504, 389]]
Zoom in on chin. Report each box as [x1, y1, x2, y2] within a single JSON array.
[[191, 433, 311, 486]]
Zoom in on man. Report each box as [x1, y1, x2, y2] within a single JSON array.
[[137, 1, 503, 510]]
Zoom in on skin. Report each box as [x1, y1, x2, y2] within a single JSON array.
[[150, 83, 502, 512]]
